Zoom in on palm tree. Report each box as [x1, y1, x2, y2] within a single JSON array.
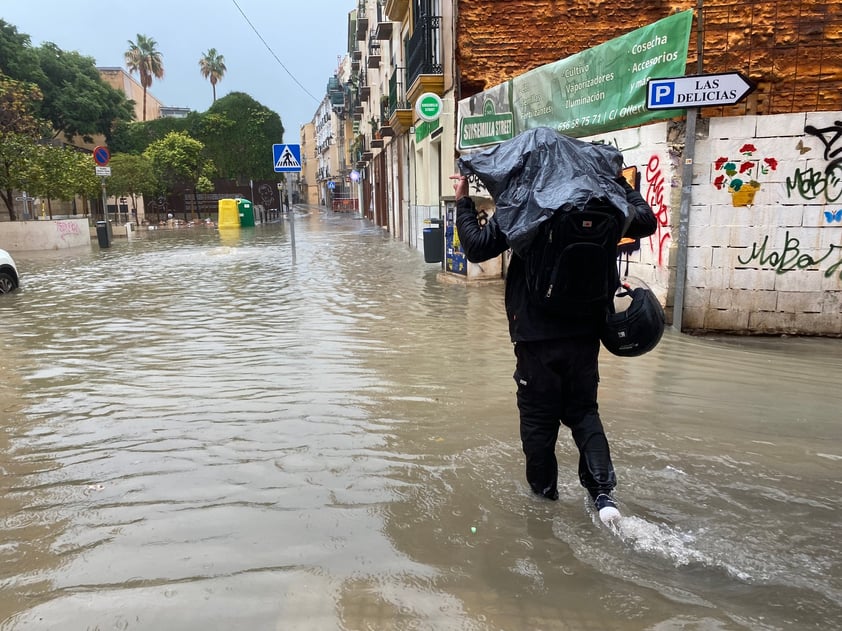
[[199, 48, 227, 103], [124, 34, 165, 122]]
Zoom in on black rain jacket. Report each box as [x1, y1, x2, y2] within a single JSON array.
[[455, 179, 658, 342]]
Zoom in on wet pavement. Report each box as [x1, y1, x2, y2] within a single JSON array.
[[1, 208, 840, 630]]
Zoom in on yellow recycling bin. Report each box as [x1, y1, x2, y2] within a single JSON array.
[[217, 199, 240, 230]]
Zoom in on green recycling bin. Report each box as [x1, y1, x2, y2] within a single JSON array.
[[237, 199, 255, 227]]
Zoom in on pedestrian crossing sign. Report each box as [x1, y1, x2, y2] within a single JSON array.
[[272, 144, 302, 172]]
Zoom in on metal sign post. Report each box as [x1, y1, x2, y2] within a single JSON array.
[[93, 148, 112, 224], [273, 144, 302, 263], [286, 179, 296, 262], [101, 177, 108, 222], [645, 70, 754, 331], [672, 107, 698, 333], [278, 181, 296, 262]]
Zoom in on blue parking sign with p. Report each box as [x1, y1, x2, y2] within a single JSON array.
[[648, 81, 676, 107]]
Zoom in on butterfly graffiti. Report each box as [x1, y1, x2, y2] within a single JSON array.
[[824, 209, 842, 223], [805, 121, 842, 175]]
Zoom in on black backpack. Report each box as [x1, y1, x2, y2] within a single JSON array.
[[523, 199, 625, 316]]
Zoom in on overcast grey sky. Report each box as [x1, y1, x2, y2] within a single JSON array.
[[1, 0, 352, 138]]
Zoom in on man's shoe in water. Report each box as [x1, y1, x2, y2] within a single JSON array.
[[595, 494, 621, 524]]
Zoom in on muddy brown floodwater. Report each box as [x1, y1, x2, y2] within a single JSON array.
[[1, 209, 840, 630]]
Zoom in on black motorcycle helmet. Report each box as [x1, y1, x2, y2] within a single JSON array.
[[601, 277, 665, 357]]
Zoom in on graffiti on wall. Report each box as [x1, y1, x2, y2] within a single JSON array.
[[712, 144, 779, 207], [643, 154, 670, 266], [785, 121, 842, 207], [735, 122, 842, 278], [55, 220, 82, 241], [737, 231, 842, 279], [805, 121, 842, 172]]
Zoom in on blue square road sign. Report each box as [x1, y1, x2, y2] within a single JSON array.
[[648, 81, 676, 108], [273, 144, 302, 173]]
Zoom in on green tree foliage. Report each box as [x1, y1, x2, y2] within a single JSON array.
[[107, 153, 155, 215], [0, 135, 38, 221], [26, 145, 106, 218], [0, 74, 44, 138], [143, 131, 208, 194], [33, 43, 134, 142], [0, 20, 43, 82], [1, 20, 133, 145], [67, 150, 101, 215], [0, 74, 45, 219], [125, 34, 164, 122], [197, 92, 284, 182], [109, 113, 201, 155], [199, 48, 226, 103], [26, 143, 74, 217], [196, 175, 214, 194]]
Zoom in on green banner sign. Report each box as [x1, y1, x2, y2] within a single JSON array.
[[457, 10, 693, 150], [459, 99, 515, 148]]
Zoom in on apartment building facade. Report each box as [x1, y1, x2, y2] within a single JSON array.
[[303, 0, 842, 335]]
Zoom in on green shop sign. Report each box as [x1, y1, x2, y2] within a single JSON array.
[[457, 10, 693, 148], [416, 92, 443, 122], [415, 118, 440, 143], [459, 100, 515, 149]]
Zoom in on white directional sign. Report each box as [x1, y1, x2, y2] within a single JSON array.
[[273, 144, 302, 172], [646, 72, 755, 110]]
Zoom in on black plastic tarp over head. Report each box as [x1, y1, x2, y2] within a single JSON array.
[[457, 127, 630, 256]]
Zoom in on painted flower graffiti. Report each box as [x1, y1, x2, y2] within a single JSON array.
[[713, 143, 779, 206]]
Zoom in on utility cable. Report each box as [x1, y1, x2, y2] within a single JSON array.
[[231, 0, 322, 103]]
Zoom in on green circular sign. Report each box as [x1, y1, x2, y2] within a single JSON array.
[[416, 92, 443, 122]]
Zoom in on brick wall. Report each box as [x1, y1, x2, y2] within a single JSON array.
[[456, 0, 842, 116]]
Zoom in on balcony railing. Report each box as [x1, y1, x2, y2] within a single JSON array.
[[328, 75, 345, 108], [350, 135, 368, 164], [359, 70, 370, 100], [356, 0, 369, 40], [386, 67, 413, 134], [406, 14, 442, 91], [387, 67, 411, 118], [368, 38, 381, 68], [374, 2, 393, 40]]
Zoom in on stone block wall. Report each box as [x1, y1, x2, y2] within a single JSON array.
[[0, 218, 91, 251], [578, 111, 842, 336], [685, 111, 842, 335]]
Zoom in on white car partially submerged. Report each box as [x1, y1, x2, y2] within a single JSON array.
[[0, 248, 20, 294]]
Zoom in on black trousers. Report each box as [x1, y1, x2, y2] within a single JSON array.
[[513, 337, 616, 501]]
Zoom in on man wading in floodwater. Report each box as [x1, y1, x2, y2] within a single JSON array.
[[451, 129, 656, 524]]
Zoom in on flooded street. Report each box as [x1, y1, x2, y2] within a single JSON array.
[[1, 209, 840, 630]]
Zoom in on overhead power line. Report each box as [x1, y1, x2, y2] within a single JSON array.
[[231, 0, 321, 104]]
